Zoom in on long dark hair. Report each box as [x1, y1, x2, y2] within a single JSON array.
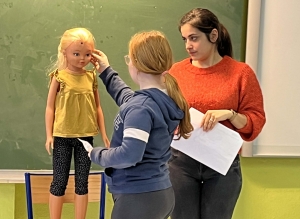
[[179, 8, 233, 58]]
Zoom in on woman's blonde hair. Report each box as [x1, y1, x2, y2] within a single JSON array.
[[129, 30, 193, 139], [48, 27, 95, 73]]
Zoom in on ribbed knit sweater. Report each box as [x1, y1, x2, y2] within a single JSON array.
[[169, 56, 266, 141]]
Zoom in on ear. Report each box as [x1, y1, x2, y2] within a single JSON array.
[[209, 28, 218, 43], [62, 50, 66, 56]]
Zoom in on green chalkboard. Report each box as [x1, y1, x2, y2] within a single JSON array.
[[0, 0, 247, 169]]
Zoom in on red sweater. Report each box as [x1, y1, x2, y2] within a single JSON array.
[[170, 56, 266, 142]]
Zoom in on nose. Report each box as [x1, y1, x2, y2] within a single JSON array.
[[185, 39, 192, 50]]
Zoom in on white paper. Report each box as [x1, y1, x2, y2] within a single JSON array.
[[77, 138, 93, 151], [171, 108, 243, 175]]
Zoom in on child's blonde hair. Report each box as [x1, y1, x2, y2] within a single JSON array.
[[48, 28, 95, 73], [129, 30, 193, 139]]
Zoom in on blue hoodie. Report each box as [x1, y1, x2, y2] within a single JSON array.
[[90, 67, 184, 194]]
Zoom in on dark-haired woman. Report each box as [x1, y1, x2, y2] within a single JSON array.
[[168, 8, 266, 219]]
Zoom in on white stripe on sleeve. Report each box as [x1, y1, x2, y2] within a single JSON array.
[[123, 128, 149, 143]]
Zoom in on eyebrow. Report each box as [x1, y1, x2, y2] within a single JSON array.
[[182, 34, 198, 39], [72, 50, 92, 52], [187, 34, 198, 37]]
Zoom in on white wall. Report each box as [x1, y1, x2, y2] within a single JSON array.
[[246, 0, 300, 157]]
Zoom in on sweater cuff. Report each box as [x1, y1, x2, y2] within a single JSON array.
[[90, 146, 107, 166], [237, 114, 254, 141], [99, 66, 114, 80]]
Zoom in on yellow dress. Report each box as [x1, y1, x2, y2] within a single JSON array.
[[49, 69, 99, 137]]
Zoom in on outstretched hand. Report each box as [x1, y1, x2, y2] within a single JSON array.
[[91, 50, 110, 74]]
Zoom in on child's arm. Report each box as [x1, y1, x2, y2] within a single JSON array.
[[99, 67, 134, 106], [90, 105, 152, 168], [92, 50, 134, 106], [94, 90, 110, 148], [45, 78, 59, 155]]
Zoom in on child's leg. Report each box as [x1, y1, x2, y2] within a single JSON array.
[[73, 137, 93, 219], [74, 194, 88, 219], [49, 137, 73, 219], [49, 194, 64, 219]]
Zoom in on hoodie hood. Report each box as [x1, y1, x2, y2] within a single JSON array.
[[135, 88, 184, 133]]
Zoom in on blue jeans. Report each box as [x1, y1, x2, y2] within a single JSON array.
[[169, 149, 242, 219]]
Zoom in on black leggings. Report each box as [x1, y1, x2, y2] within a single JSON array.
[[50, 137, 93, 196]]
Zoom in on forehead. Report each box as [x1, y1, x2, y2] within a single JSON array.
[[180, 24, 202, 37], [66, 40, 93, 52]]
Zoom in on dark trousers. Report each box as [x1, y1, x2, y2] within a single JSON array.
[[111, 187, 175, 219], [169, 149, 242, 219]]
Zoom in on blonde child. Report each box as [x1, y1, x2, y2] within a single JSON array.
[[45, 28, 109, 219]]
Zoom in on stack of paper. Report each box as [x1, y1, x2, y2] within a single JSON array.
[[171, 108, 243, 175]]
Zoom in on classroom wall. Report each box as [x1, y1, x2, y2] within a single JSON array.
[[1, 157, 300, 219], [233, 158, 300, 219], [250, 0, 300, 157]]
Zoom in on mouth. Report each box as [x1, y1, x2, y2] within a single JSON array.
[[188, 51, 197, 56]]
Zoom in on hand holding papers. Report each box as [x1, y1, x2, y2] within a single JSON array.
[[171, 108, 243, 175]]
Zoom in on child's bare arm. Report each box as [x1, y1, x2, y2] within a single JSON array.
[[94, 90, 110, 148], [45, 78, 59, 155]]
